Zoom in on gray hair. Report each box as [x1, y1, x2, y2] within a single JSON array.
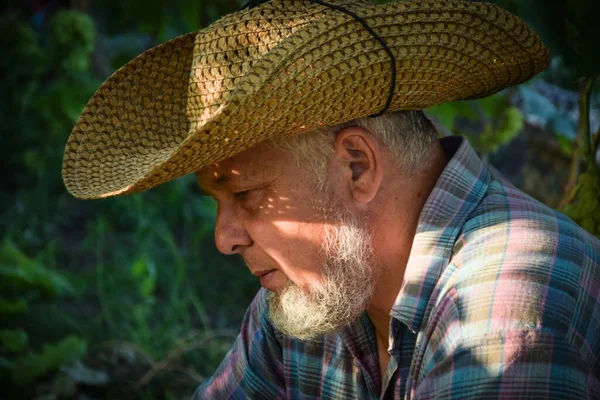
[[272, 111, 439, 190]]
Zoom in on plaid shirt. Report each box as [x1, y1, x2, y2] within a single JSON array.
[[193, 136, 600, 399]]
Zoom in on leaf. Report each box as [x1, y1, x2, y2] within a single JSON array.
[[47, 11, 95, 74], [427, 101, 478, 131], [556, 134, 574, 155], [0, 329, 28, 353], [0, 238, 31, 266], [140, 277, 156, 297], [179, 0, 203, 31], [130, 256, 156, 297], [61, 360, 109, 386], [581, 218, 596, 233], [519, 86, 558, 124], [479, 93, 508, 120], [13, 336, 87, 385], [547, 111, 577, 140], [518, 85, 577, 140], [0, 239, 74, 297], [0, 298, 28, 315], [131, 257, 148, 278], [479, 106, 524, 154], [498, 107, 525, 142], [563, 204, 580, 220]]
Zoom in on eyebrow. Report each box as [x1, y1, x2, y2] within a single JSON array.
[[213, 174, 230, 187], [196, 173, 230, 196]]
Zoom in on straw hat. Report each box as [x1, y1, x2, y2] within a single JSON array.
[[62, 0, 550, 199]]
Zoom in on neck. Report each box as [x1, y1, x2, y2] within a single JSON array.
[[366, 141, 448, 339]]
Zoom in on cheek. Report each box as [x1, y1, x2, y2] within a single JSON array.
[[259, 220, 328, 286]]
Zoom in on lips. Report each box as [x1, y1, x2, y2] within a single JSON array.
[[257, 269, 277, 289], [246, 259, 278, 289], [251, 269, 275, 277]]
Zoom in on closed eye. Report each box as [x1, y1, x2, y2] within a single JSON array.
[[233, 190, 251, 200], [233, 188, 264, 210]]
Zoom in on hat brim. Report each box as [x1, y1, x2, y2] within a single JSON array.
[[63, 0, 550, 199]]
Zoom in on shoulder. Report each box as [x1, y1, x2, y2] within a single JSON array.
[[451, 175, 600, 339], [413, 170, 600, 398]]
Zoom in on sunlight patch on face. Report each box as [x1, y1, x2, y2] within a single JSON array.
[[269, 220, 326, 241], [267, 189, 379, 341]]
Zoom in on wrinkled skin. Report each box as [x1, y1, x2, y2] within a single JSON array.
[[196, 126, 448, 377]]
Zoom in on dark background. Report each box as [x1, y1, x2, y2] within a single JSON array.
[[1, 0, 599, 398]]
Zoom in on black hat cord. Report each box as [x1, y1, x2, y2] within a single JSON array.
[[242, 0, 397, 117]]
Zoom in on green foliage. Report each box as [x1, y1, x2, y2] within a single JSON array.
[[0, 239, 86, 395], [0, 329, 28, 353], [0, 9, 100, 255], [48, 10, 96, 74], [1, 7, 252, 395], [478, 95, 525, 155], [519, 85, 577, 141], [0, 239, 74, 298], [428, 92, 525, 157], [2, 0, 598, 398], [518, 0, 600, 78], [131, 256, 157, 298], [13, 336, 87, 386], [476, 0, 600, 79], [0, 299, 28, 316], [427, 101, 478, 132], [96, 0, 243, 59], [563, 172, 600, 237]]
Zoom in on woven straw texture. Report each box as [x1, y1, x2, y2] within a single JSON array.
[[63, 0, 550, 199]]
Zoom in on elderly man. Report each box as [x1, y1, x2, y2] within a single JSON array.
[[63, 0, 600, 398]]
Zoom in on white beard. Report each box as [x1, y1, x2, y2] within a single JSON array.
[[267, 194, 377, 341]]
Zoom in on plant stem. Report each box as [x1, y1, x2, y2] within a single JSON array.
[[563, 182, 583, 209], [581, 78, 596, 178], [592, 123, 600, 185], [161, 223, 187, 311], [560, 78, 594, 209], [132, 329, 237, 388]]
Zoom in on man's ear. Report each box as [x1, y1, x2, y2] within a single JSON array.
[[332, 126, 383, 204]]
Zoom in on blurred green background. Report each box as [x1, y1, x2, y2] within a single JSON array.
[[1, 0, 599, 399]]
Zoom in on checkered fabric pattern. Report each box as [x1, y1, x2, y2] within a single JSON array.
[[193, 136, 600, 399]]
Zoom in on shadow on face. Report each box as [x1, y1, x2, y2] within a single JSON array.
[[193, 141, 351, 290], [194, 142, 335, 224]]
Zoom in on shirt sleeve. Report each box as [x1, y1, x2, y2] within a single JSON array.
[[414, 328, 591, 399], [192, 288, 286, 400]]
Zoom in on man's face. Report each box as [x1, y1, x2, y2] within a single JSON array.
[[196, 141, 378, 340]]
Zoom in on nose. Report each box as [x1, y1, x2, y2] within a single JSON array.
[[214, 203, 253, 255]]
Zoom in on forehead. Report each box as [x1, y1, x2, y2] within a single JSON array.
[[195, 141, 290, 188]]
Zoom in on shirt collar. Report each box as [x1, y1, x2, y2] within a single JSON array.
[[390, 136, 491, 333]]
